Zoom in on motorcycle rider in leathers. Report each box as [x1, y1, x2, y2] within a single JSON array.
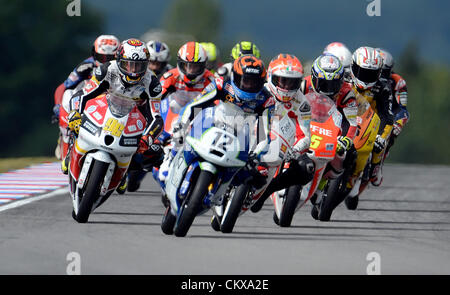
[[63, 39, 164, 194], [250, 53, 315, 213], [53, 35, 120, 160], [376, 48, 410, 161], [345, 46, 395, 204], [160, 55, 280, 203]]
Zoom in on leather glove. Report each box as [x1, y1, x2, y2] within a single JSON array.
[[172, 122, 185, 146], [137, 134, 153, 153], [245, 154, 268, 189], [337, 136, 353, 155], [67, 110, 82, 134], [373, 134, 386, 154]]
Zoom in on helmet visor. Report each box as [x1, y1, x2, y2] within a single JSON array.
[[352, 63, 380, 84], [234, 73, 264, 93], [314, 78, 343, 96], [272, 75, 302, 91], [178, 60, 206, 80], [119, 60, 148, 76]]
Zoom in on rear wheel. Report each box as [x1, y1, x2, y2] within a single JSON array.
[[220, 184, 250, 233], [174, 170, 214, 237], [279, 185, 302, 227], [76, 160, 109, 223]]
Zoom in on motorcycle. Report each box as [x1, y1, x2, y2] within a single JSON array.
[[67, 91, 146, 223], [56, 79, 96, 162], [270, 92, 342, 226], [311, 90, 382, 220], [161, 100, 256, 237], [211, 102, 299, 233]]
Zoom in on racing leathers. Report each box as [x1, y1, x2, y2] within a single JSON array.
[[384, 72, 409, 158], [250, 87, 315, 213], [349, 78, 395, 190], [160, 67, 216, 115], [54, 57, 101, 160], [158, 77, 276, 187], [70, 60, 164, 141]]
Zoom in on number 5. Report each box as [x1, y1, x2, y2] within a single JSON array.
[[310, 134, 323, 149]]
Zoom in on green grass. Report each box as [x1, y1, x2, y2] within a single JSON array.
[[0, 157, 58, 173]]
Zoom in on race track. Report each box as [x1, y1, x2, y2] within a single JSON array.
[[0, 163, 449, 275]]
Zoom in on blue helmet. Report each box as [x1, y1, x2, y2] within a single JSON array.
[[229, 55, 266, 112], [311, 53, 344, 98]]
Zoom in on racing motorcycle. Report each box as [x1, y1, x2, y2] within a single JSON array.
[[67, 91, 146, 223], [211, 102, 298, 233], [312, 90, 381, 220], [270, 92, 342, 226], [161, 100, 257, 237]]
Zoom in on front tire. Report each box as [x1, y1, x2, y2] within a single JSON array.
[[220, 184, 250, 233], [279, 185, 302, 227], [161, 206, 176, 235], [75, 160, 109, 223], [174, 170, 214, 237]]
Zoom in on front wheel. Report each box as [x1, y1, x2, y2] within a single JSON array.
[[220, 184, 250, 233], [279, 185, 302, 227], [75, 160, 109, 223], [174, 170, 214, 237], [318, 176, 343, 221], [161, 206, 176, 235]]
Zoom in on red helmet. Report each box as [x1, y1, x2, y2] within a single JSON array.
[[177, 42, 208, 85], [267, 54, 304, 103]]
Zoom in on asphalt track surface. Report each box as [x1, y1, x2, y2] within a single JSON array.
[[0, 163, 449, 275]]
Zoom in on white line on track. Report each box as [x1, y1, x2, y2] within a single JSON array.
[[0, 187, 69, 213]]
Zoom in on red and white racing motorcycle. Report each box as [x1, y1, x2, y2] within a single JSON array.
[[67, 92, 146, 223]]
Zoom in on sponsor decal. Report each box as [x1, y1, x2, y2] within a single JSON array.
[[136, 120, 143, 130], [86, 105, 97, 113], [128, 125, 137, 132], [92, 112, 102, 121], [326, 143, 335, 151], [127, 39, 143, 47]]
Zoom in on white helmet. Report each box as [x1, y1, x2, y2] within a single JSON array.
[[351, 46, 383, 90], [116, 38, 150, 85], [92, 35, 120, 64], [376, 48, 394, 79], [324, 42, 352, 80], [146, 40, 171, 63]]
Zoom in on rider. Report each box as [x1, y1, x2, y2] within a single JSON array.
[[302, 53, 358, 141], [216, 41, 261, 81], [53, 35, 120, 159], [160, 55, 275, 193], [200, 42, 222, 74], [63, 39, 165, 193], [250, 53, 315, 213], [346, 46, 395, 199], [323, 42, 353, 82], [376, 48, 410, 160], [159, 41, 215, 115], [146, 40, 173, 79]]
